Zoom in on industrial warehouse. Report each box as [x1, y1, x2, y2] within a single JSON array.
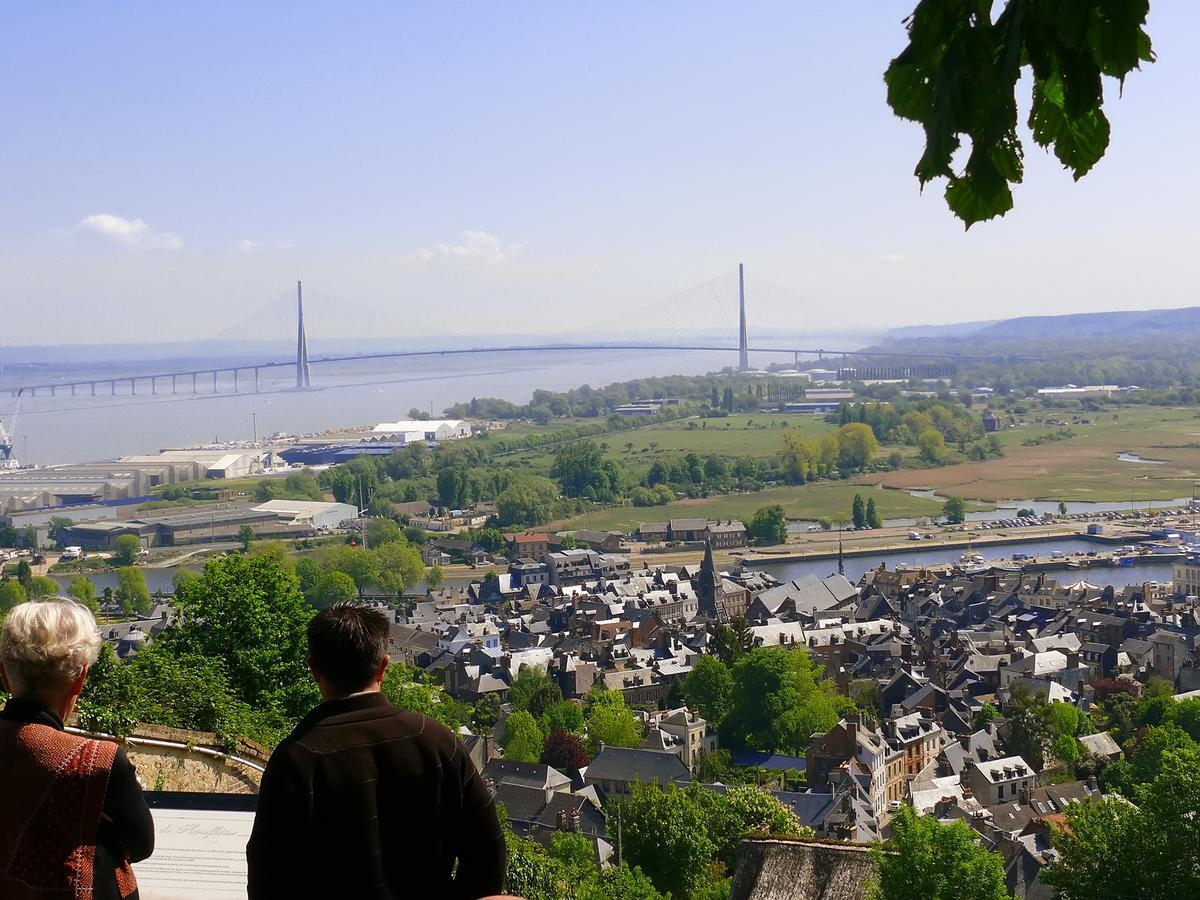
[[54, 499, 358, 549]]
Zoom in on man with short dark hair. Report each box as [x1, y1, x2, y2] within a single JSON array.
[[247, 602, 506, 899]]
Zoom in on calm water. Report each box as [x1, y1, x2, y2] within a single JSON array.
[[754, 537, 1174, 588], [7, 348, 739, 464]]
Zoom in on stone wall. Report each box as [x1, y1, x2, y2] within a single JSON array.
[[72, 723, 266, 794], [729, 838, 877, 900], [126, 742, 262, 794]]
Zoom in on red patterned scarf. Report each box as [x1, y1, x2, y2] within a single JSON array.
[[0, 721, 138, 899]]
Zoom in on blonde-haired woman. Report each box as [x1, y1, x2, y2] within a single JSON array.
[[0, 600, 153, 899]]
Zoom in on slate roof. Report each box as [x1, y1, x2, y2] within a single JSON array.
[[731, 752, 808, 773], [484, 759, 571, 792], [585, 747, 691, 785], [1078, 731, 1121, 758]]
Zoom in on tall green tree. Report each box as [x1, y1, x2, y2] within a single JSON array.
[[584, 689, 643, 755], [551, 441, 623, 501], [12, 559, 32, 588], [541, 699, 585, 736], [690, 783, 807, 872], [681, 656, 734, 728], [502, 709, 545, 763], [917, 428, 947, 464], [373, 539, 425, 598], [127, 642, 255, 738], [0, 580, 27, 614], [115, 567, 152, 615], [68, 576, 99, 614], [510, 666, 563, 719], [871, 806, 1011, 900], [942, 495, 967, 524], [611, 783, 715, 900], [836, 423, 879, 470], [1003, 684, 1051, 769], [496, 475, 559, 527], [247, 540, 296, 574], [710, 616, 754, 666], [722, 647, 851, 755], [852, 493, 867, 529], [1045, 746, 1200, 899], [27, 575, 59, 599], [320, 544, 379, 597], [865, 496, 883, 529], [76, 644, 138, 736], [747, 505, 787, 544], [315, 571, 358, 609], [160, 554, 318, 728], [294, 556, 323, 606], [112, 534, 142, 566]]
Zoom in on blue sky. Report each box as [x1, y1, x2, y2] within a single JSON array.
[[1, 2, 1196, 344]]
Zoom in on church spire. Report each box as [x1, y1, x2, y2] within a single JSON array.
[[698, 538, 719, 619]]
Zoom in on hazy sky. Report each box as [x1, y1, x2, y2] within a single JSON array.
[[1, 2, 1196, 345]]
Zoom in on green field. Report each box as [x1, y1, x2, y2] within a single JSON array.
[[509, 414, 841, 481], [553, 482, 982, 533], [874, 406, 1200, 502]]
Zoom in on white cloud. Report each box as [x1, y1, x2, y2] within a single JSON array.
[[880, 251, 908, 264], [77, 213, 183, 250], [238, 238, 258, 253], [405, 230, 522, 265]]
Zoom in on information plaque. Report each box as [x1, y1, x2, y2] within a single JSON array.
[[133, 792, 257, 900]]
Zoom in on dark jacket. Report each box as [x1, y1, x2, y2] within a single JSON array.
[[0, 697, 154, 900], [246, 692, 506, 900]]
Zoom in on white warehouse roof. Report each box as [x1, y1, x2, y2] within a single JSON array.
[[372, 419, 468, 434], [253, 500, 359, 524]]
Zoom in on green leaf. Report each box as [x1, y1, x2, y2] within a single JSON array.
[[1029, 73, 1111, 179], [1087, 0, 1151, 78], [945, 149, 1014, 227], [1057, 48, 1103, 120], [885, 55, 933, 123]]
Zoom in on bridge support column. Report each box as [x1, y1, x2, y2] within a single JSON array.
[[192, 373, 197, 393], [70, 384, 76, 396], [131, 377, 137, 395], [91, 383, 96, 396], [212, 371, 218, 393], [172, 374, 177, 394], [110, 381, 116, 396], [254, 368, 260, 393], [151, 376, 157, 396], [233, 369, 239, 392], [50, 386, 56, 397]]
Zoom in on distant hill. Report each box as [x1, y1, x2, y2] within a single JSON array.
[[883, 320, 997, 341], [969, 306, 1200, 342], [874, 305, 1200, 355]]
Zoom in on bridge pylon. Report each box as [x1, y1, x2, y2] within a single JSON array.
[[296, 280, 312, 389], [738, 263, 749, 371]]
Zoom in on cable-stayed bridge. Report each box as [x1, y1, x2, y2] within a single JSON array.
[[2, 269, 1023, 399]]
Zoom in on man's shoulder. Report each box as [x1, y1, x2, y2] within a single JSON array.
[[277, 697, 461, 760]]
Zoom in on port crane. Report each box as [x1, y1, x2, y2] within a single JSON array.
[[0, 389, 22, 468]]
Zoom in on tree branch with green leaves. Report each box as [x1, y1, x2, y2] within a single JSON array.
[[886, 0, 1153, 227]]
